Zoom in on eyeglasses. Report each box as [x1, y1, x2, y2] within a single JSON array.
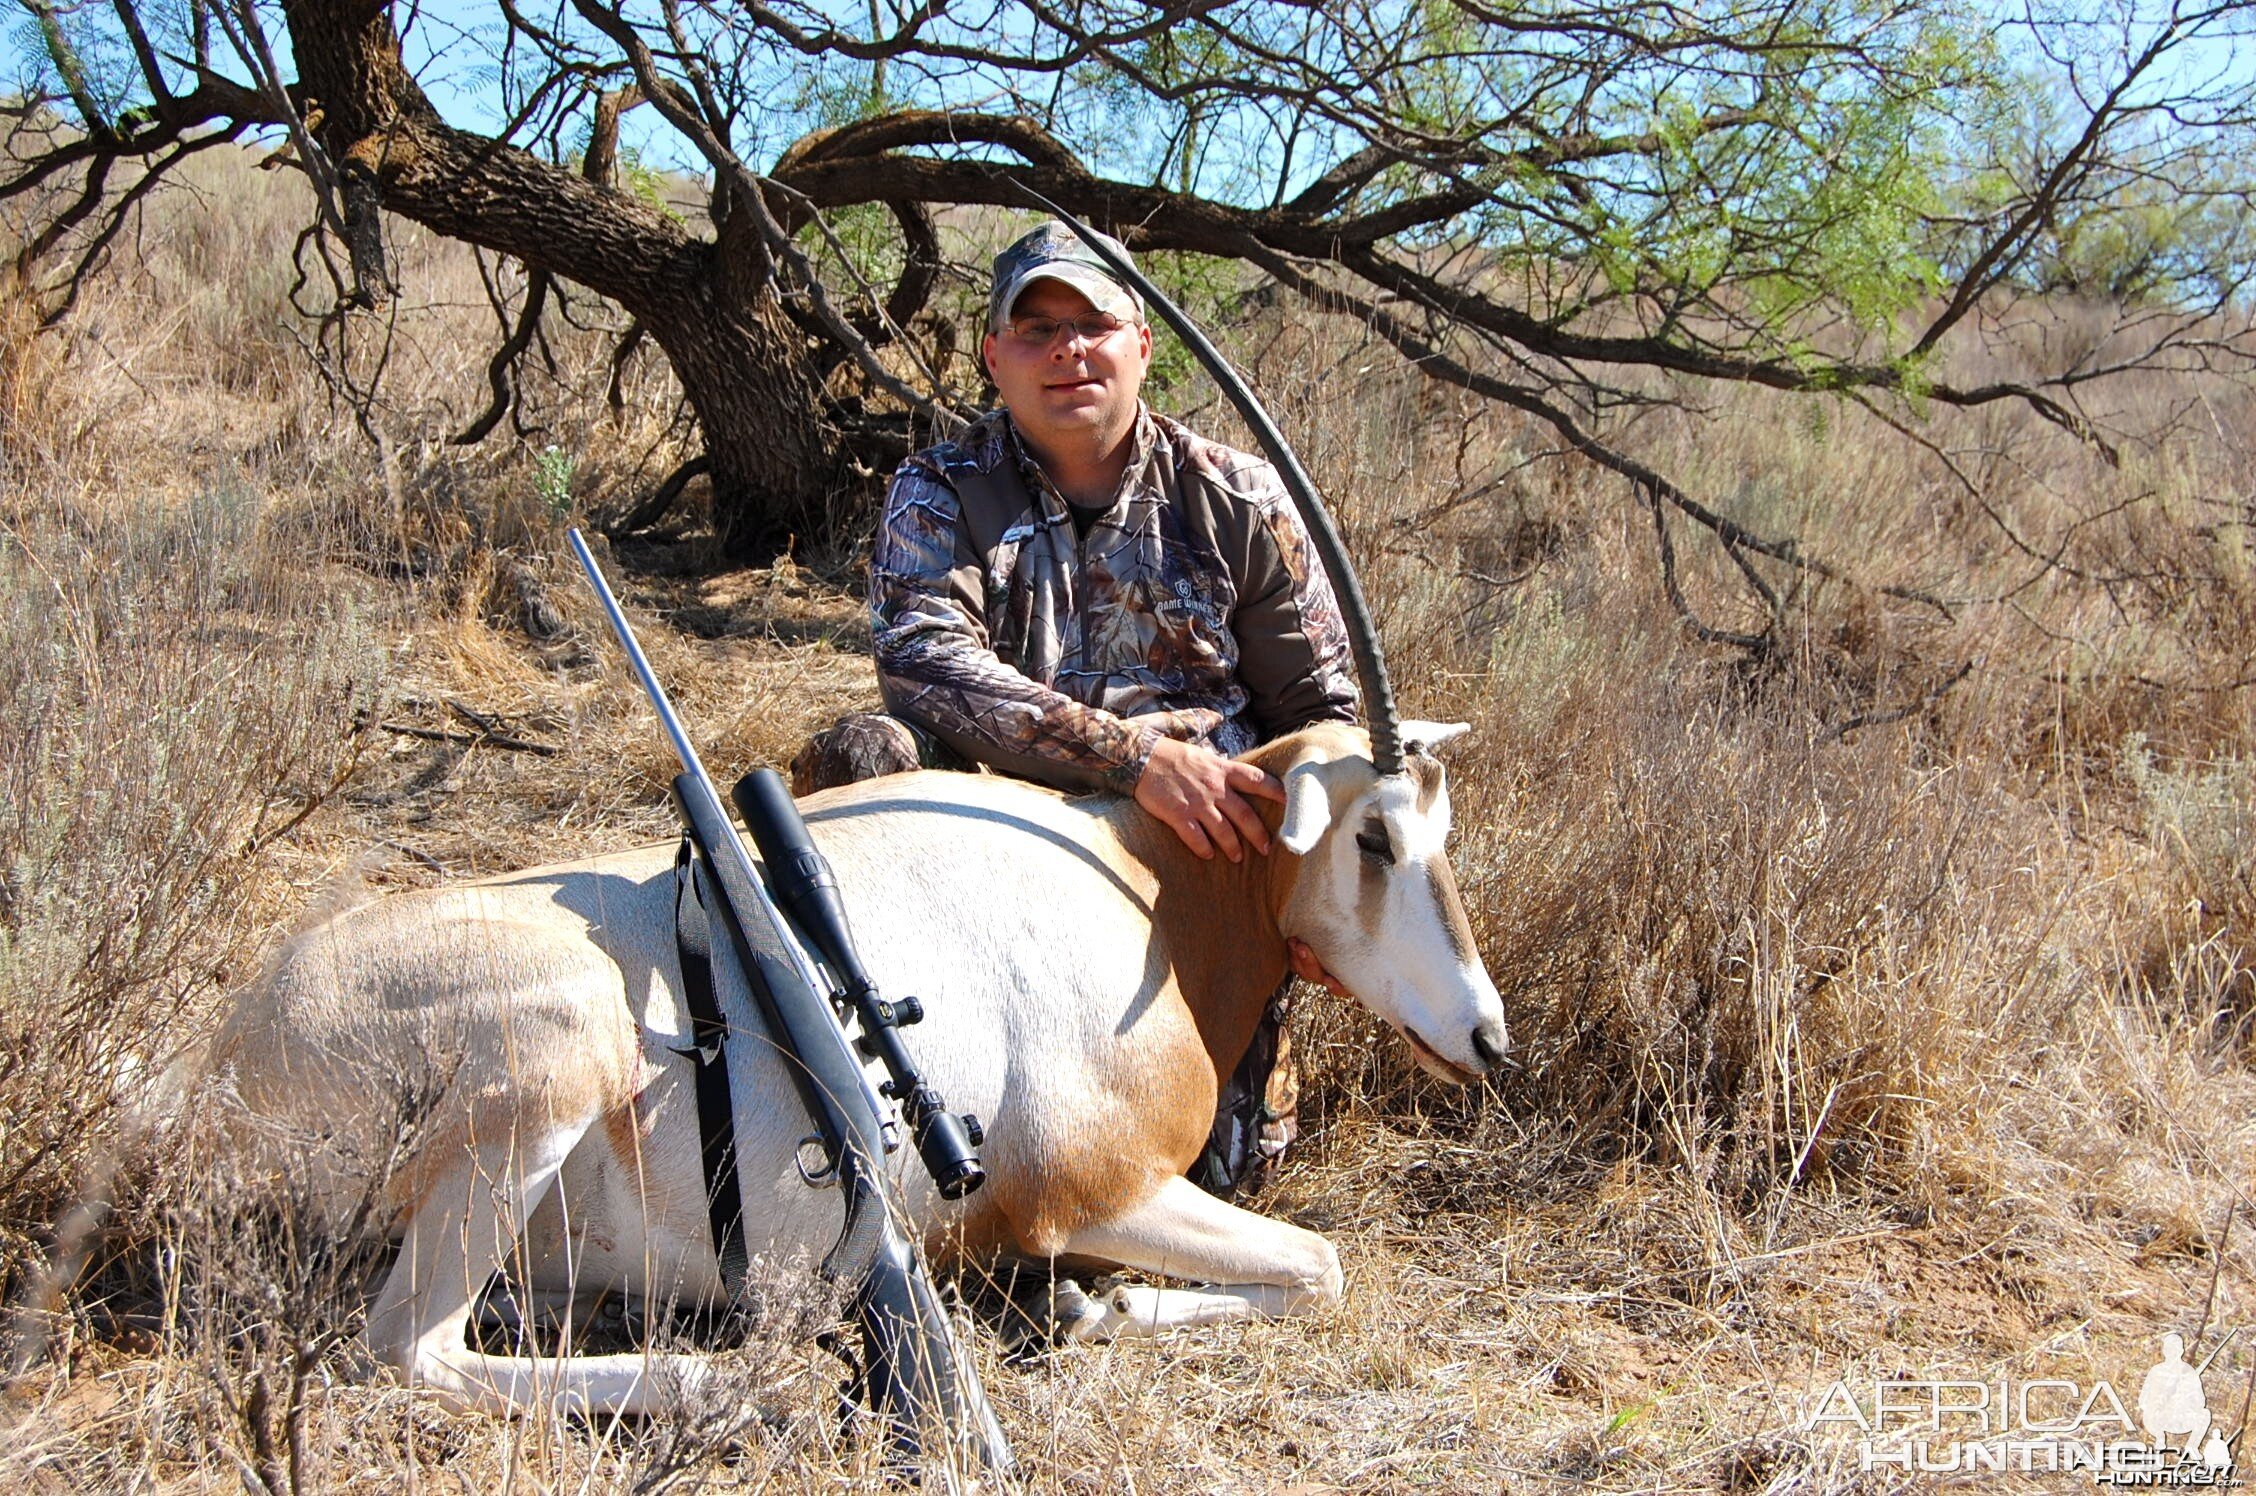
[[1000, 312, 1131, 348]]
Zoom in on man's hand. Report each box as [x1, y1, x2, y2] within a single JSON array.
[[1133, 736, 1285, 861], [1287, 936, 1354, 998]]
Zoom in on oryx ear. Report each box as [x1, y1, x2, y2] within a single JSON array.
[[1278, 761, 1336, 854], [1402, 720, 1471, 757]]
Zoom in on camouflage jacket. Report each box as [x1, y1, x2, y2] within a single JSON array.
[[869, 405, 1360, 795]]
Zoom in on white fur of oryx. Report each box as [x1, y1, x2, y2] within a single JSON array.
[[198, 720, 1509, 1417]]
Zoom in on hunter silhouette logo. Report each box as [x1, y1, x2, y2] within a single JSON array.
[[1809, 1333, 2245, 1484], [2140, 1334, 2238, 1476]]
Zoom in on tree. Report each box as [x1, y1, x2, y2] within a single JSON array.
[[6, 0, 2253, 591]]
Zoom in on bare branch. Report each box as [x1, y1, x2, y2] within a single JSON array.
[[452, 265, 552, 444]]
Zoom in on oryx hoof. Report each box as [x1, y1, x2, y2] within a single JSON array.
[[1000, 1277, 1106, 1359], [1046, 1278, 1111, 1345]]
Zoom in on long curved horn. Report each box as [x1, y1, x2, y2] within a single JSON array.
[[1013, 188, 1406, 778]]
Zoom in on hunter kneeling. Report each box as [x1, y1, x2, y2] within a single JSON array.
[[798, 219, 1359, 1195]]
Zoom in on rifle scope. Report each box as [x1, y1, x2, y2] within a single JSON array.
[[733, 768, 989, 1202]]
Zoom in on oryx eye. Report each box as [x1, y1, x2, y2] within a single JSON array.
[[1355, 823, 1394, 867]]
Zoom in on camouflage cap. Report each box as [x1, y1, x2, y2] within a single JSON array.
[[989, 220, 1144, 329]]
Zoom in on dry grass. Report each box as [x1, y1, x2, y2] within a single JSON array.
[[4, 147, 2255, 1492]]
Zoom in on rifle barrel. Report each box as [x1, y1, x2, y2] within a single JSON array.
[[566, 529, 835, 1002], [566, 528, 702, 778]]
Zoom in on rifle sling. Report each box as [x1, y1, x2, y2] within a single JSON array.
[[672, 836, 749, 1285]]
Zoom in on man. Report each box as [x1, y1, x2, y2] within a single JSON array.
[[800, 220, 1360, 1193]]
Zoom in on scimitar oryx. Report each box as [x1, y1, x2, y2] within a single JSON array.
[[192, 718, 1507, 1416]]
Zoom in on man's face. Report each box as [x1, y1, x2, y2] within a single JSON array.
[[982, 278, 1153, 458]]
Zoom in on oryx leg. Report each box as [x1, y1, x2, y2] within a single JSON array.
[[366, 1110, 713, 1418], [1056, 1176, 1343, 1341]]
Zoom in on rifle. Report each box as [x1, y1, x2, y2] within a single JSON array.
[[567, 528, 1012, 1482]]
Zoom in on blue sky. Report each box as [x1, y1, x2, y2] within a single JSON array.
[[13, 0, 2249, 199], [385, 0, 2253, 198]]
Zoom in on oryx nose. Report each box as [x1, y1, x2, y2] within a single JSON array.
[[1470, 1019, 1512, 1075]]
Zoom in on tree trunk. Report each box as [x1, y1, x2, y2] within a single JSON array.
[[644, 277, 840, 561], [281, 0, 841, 560]]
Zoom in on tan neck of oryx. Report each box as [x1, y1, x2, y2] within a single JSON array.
[[1106, 797, 1301, 1086]]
